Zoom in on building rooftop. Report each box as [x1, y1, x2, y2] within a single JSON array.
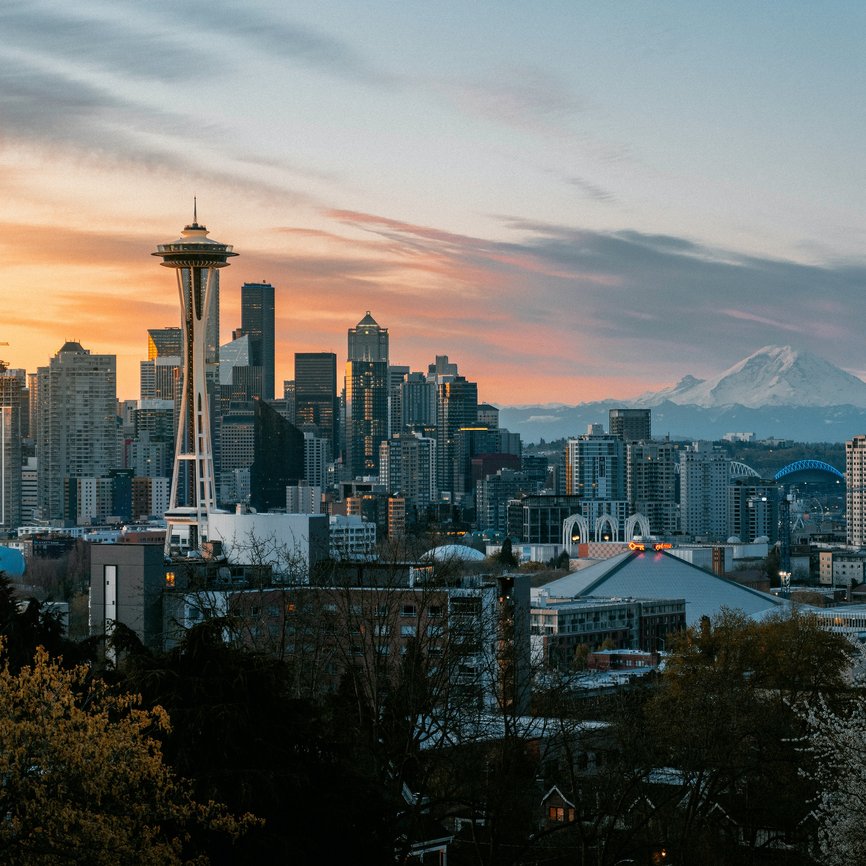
[[535, 550, 786, 626]]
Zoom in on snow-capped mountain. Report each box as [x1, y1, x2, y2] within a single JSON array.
[[634, 346, 866, 409]]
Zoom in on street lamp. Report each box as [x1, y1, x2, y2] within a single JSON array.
[[779, 570, 791, 599]]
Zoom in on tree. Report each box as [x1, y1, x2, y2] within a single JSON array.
[[0, 644, 252, 865], [111, 620, 391, 865], [643, 608, 854, 863], [497, 538, 518, 569], [795, 645, 866, 865], [0, 573, 73, 671]]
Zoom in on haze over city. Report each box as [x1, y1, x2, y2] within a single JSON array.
[[2, 1, 865, 402]]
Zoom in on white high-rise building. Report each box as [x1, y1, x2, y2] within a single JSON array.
[[303, 432, 329, 491], [286, 481, 322, 515], [679, 442, 730, 541], [36, 342, 116, 521], [847, 436, 866, 547]]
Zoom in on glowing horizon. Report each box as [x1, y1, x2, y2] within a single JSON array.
[[3, 2, 865, 406]]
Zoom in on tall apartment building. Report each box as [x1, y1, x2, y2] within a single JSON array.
[[36, 342, 116, 521], [847, 435, 866, 547], [295, 352, 338, 460], [728, 479, 780, 544], [379, 432, 437, 514], [609, 408, 651, 443], [286, 480, 322, 515], [476, 468, 529, 534], [388, 364, 411, 437], [344, 313, 389, 478], [0, 367, 23, 528], [679, 442, 730, 541], [304, 432, 330, 491], [565, 434, 625, 500], [218, 404, 255, 506], [627, 441, 679, 535], [400, 371, 437, 431]]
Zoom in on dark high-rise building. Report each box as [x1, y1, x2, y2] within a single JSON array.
[[345, 313, 389, 479], [565, 434, 626, 500], [348, 311, 389, 362], [295, 352, 338, 459], [147, 327, 182, 360], [609, 408, 651, 443], [239, 282, 275, 401], [251, 398, 305, 512], [436, 375, 478, 496], [728, 478, 780, 544], [400, 371, 437, 430]]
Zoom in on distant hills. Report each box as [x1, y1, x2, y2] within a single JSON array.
[[500, 346, 866, 443]]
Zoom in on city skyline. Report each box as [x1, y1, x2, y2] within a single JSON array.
[[2, 2, 866, 403]]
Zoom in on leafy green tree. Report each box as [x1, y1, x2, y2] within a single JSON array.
[[0, 645, 251, 865]]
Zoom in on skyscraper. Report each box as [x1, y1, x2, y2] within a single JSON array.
[[609, 408, 651, 443], [436, 375, 478, 495], [348, 311, 388, 362], [239, 282, 275, 401], [0, 366, 22, 528], [250, 398, 304, 512], [295, 352, 338, 459], [147, 327, 182, 360], [627, 440, 679, 535], [344, 313, 389, 479], [153, 212, 236, 553], [679, 442, 730, 540], [565, 434, 626, 500], [847, 436, 866, 547], [36, 342, 116, 521]]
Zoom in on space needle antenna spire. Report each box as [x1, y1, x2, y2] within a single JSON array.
[[153, 212, 237, 555]]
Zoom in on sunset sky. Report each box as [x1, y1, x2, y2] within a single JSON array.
[[2, 1, 865, 405]]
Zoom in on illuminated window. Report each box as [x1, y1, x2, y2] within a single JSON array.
[[165, 571, 175, 587]]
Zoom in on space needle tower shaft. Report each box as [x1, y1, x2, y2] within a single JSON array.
[[153, 206, 237, 554]]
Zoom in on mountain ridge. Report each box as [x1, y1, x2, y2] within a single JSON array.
[[499, 346, 866, 442]]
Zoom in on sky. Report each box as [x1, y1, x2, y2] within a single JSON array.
[[2, 0, 866, 405]]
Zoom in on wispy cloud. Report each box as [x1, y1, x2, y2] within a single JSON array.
[[568, 175, 615, 203]]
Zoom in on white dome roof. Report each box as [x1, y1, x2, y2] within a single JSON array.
[[422, 544, 486, 562]]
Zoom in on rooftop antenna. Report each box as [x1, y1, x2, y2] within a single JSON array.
[[193, 196, 197, 226]]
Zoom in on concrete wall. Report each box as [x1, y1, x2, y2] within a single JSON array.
[[89, 543, 164, 651]]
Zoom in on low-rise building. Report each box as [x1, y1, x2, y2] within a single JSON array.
[[530, 594, 685, 668]]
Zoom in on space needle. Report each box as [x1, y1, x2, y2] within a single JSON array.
[[153, 205, 237, 554]]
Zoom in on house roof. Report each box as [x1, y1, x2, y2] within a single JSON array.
[[536, 550, 786, 626]]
